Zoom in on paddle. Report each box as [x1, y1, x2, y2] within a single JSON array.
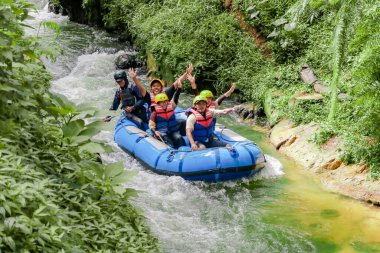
[[102, 115, 115, 122]]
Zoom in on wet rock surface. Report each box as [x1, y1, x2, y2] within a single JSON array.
[[269, 119, 380, 205]]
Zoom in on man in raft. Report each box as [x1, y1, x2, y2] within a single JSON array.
[[186, 95, 235, 151], [109, 70, 147, 130], [129, 64, 193, 110]]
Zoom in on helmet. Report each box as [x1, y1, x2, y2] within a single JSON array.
[[200, 90, 214, 98], [155, 93, 169, 103], [114, 70, 127, 82], [150, 78, 164, 88], [193, 95, 207, 105]]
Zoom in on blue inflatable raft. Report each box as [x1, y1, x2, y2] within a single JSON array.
[[114, 110, 266, 182]]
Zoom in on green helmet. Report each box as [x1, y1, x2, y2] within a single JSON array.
[[193, 95, 207, 105], [155, 93, 169, 103], [200, 90, 214, 98]]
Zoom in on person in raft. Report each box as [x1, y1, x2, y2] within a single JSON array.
[[186, 95, 235, 151], [149, 93, 185, 148], [109, 70, 147, 130], [129, 64, 194, 110], [186, 73, 236, 108]]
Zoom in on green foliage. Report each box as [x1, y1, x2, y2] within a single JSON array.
[[0, 1, 159, 251], [311, 123, 337, 146], [328, 1, 348, 122], [98, 0, 380, 176]]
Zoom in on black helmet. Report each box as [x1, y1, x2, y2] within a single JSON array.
[[114, 70, 127, 82]]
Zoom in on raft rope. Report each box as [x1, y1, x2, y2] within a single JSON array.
[[118, 114, 257, 154]]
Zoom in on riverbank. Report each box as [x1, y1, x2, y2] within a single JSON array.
[[267, 119, 380, 205]]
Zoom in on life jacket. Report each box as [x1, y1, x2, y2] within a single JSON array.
[[207, 101, 217, 129], [119, 86, 136, 109], [149, 92, 159, 110], [189, 108, 214, 142], [154, 103, 179, 133], [207, 101, 216, 110]]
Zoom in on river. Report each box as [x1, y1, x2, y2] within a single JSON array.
[[25, 2, 380, 252]]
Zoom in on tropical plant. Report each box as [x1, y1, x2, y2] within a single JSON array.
[[0, 0, 159, 251]]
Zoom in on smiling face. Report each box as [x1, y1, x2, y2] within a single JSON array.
[[157, 100, 169, 110], [151, 81, 163, 95], [206, 97, 212, 105], [195, 100, 207, 112]]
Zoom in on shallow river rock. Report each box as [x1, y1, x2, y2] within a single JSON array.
[[270, 119, 380, 205]]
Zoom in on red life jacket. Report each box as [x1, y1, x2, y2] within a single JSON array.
[[149, 92, 158, 109], [207, 101, 216, 110], [154, 103, 179, 133], [189, 108, 214, 142]]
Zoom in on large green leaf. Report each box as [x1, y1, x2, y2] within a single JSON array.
[[62, 119, 85, 138], [104, 162, 125, 178], [78, 127, 100, 138], [79, 142, 112, 154], [111, 170, 137, 184]]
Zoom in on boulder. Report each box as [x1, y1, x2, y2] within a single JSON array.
[[48, 3, 60, 14], [115, 53, 144, 70]]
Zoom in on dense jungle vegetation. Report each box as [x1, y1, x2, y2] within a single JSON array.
[[0, 1, 159, 251], [68, 0, 379, 178]]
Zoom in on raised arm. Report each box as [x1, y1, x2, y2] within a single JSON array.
[[171, 79, 182, 107], [215, 83, 236, 106], [186, 73, 199, 95], [128, 68, 147, 97], [177, 63, 193, 83], [211, 107, 235, 116]]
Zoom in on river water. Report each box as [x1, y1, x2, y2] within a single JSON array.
[[25, 2, 380, 252]]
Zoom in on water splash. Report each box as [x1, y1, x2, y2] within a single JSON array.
[[256, 154, 284, 179]]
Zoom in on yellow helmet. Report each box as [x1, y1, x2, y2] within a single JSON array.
[[200, 90, 214, 98], [150, 78, 164, 88], [155, 93, 169, 103], [193, 95, 207, 105]]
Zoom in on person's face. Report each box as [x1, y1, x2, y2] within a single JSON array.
[[151, 82, 163, 95], [158, 100, 168, 109], [195, 101, 207, 112], [116, 79, 125, 88], [206, 97, 212, 105]]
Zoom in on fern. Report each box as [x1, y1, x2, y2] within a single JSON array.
[[328, 1, 348, 122], [37, 21, 60, 38]]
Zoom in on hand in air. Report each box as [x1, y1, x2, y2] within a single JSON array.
[[225, 83, 236, 97], [128, 68, 137, 79], [176, 79, 183, 89], [186, 63, 193, 74], [186, 73, 195, 84]]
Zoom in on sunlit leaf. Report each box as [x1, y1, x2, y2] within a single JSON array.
[[274, 18, 287, 26], [284, 22, 296, 31], [246, 5, 254, 12], [111, 170, 137, 184], [268, 29, 280, 38], [62, 119, 85, 138], [250, 11, 260, 19], [104, 162, 125, 178], [79, 142, 112, 153]]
